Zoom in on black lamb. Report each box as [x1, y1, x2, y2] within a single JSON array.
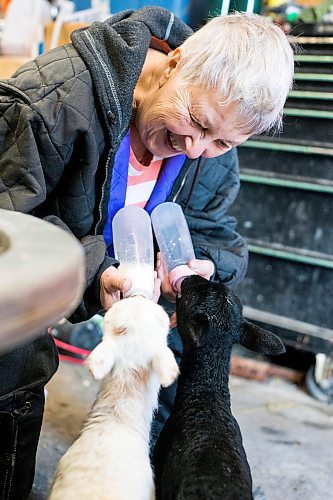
[[153, 275, 285, 500]]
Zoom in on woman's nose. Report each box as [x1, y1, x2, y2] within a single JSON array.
[[184, 135, 231, 159], [184, 135, 209, 159]]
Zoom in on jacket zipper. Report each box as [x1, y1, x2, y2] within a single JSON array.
[[94, 125, 129, 235], [3, 402, 31, 499], [172, 169, 189, 203], [172, 157, 203, 207], [11, 401, 32, 418], [94, 149, 113, 235], [2, 423, 17, 500]]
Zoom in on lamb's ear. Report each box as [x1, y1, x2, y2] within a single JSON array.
[[187, 313, 208, 347], [240, 320, 286, 355], [85, 340, 115, 380]]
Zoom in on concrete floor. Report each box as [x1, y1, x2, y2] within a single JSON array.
[[29, 360, 333, 500]]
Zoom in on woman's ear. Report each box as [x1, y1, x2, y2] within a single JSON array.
[[240, 320, 286, 355], [159, 48, 182, 87]]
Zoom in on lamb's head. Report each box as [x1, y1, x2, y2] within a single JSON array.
[[86, 296, 170, 380], [177, 275, 285, 356]]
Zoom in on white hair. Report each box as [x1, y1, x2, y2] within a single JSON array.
[[178, 12, 294, 134]]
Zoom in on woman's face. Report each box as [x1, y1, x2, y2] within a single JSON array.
[[134, 56, 251, 160]]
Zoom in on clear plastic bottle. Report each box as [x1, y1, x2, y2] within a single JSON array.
[[151, 202, 197, 292], [112, 206, 155, 300]]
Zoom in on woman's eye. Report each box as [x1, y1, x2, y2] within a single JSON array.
[[190, 115, 206, 130], [217, 140, 230, 149]]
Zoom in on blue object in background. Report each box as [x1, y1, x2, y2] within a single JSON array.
[[72, 0, 91, 10], [111, 1, 189, 22], [73, 0, 189, 22]]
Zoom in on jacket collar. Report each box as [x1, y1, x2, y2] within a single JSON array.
[[71, 7, 192, 145]]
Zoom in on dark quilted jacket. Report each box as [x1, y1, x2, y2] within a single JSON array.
[[0, 7, 248, 321]]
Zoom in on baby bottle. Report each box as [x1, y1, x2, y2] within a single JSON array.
[[151, 202, 197, 293], [112, 206, 155, 300]]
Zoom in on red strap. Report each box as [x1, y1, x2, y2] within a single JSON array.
[[53, 338, 91, 357]]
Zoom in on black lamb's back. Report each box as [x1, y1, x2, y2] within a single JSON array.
[[154, 386, 253, 500]]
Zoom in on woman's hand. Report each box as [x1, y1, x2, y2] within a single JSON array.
[[156, 253, 215, 327], [157, 253, 215, 301], [187, 258, 215, 280], [156, 253, 177, 303], [100, 266, 132, 310], [100, 266, 162, 310]]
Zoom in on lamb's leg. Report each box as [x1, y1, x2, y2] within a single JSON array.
[[152, 347, 179, 388], [85, 340, 115, 380]]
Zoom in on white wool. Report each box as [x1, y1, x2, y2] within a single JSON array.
[[49, 296, 179, 500]]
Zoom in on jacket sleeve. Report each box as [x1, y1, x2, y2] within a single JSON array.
[[0, 82, 49, 212], [0, 60, 114, 321], [44, 217, 117, 322], [181, 149, 248, 290]]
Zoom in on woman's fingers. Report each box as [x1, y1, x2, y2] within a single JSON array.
[[100, 266, 132, 310], [101, 266, 132, 293], [188, 259, 215, 280], [156, 253, 177, 303]]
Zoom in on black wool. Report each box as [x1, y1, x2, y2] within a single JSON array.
[[154, 275, 285, 500]]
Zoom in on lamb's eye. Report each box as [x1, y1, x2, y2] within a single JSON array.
[[113, 326, 127, 335]]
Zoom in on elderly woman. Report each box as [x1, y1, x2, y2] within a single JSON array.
[[0, 6, 293, 499]]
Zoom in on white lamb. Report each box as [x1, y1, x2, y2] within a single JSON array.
[[49, 295, 179, 500]]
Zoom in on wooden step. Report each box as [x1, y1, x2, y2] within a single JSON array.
[[294, 72, 333, 82], [246, 239, 333, 270], [290, 35, 333, 45], [294, 54, 333, 63], [288, 90, 333, 101], [237, 147, 333, 181], [242, 306, 333, 355], [284, 106, 333, 119], [241, 138, 333, 156], [239, 167, 333, 194]]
